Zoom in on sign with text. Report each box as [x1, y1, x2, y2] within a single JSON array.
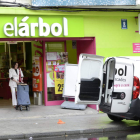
[[133, 43, 140, 53], [32, 56, 42, 91], [7, 41, 17, 44], [0, 15, 84, 38], [121, 19, 127, 29], [54, 65, 65, 94]]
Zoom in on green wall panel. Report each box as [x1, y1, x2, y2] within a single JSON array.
[[84, 16, 140, 58], [66, 40, 77, 64]]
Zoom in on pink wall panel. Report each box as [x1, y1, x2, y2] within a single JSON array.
[[77, 39, 96, 62], [77, 38, 97, 110]]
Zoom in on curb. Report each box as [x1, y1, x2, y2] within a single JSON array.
[[1, 126, 140, 140]]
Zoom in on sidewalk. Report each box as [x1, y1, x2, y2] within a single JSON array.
[[0, 100, 140, 140], [0, 99, 98, 121]]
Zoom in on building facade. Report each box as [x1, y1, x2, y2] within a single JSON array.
[[0, 0, 140, 108]]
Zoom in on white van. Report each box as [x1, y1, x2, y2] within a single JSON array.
[[75, 54, 140, 122]]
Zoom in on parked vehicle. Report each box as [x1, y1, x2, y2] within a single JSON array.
[[75, 54, 140, 122]]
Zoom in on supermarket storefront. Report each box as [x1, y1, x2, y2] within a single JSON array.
[[0, 7, 140, 108], [0, 9, 96, 107]]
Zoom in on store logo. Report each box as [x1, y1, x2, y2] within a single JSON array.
[[3, 16, 68, 37], [115, 66, 127, 76]]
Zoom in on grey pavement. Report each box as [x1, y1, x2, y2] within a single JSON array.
[[0, 100, 140, 139]]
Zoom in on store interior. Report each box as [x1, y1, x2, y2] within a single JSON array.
[[0, 38, 95, 107], [0, 41, 33, 107]]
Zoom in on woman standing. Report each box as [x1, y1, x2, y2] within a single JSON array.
[[9, 62, 24, 108]]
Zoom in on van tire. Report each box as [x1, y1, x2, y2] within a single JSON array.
[[107, 114, 123, 121]]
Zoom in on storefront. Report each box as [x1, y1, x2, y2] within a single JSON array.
[[0, 7, 140, 108], [0, 41, 32, 100]]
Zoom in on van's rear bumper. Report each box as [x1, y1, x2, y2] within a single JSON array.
[[99, 98, 140, 120]]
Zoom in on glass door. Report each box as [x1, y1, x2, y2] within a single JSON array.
[[46, 42, 68, 101]]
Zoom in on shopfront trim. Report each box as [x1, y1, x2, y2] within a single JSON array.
[[0, 37, 96, 107]]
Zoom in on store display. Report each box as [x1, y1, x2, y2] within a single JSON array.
[[0, 42, 32, 100], [17, 43, 24, 68], [46, 52, 68, 95], [63, 64, 78, 98], [54, 65, 65, 94], [0, 53, 9, 68], [46, 52, 68, 88], [57, 52, 68, 64], [32, 56, 42, 92], [46, 63, 55, 87], [46, 52, 57, 61]]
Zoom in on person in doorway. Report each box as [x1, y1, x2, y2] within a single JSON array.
[[9, 62, 24, 108]]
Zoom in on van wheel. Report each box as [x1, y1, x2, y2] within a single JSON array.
[[107, 114, 123, 121]]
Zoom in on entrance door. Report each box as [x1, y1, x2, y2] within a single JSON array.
[[111, 58, 134, 113], [46, 42, 65, 102], [75, 54, 104, 104]]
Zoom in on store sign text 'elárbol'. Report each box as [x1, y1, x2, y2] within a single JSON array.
[[3, 16, 68, 37]]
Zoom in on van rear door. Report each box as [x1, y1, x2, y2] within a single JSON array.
[[111, 58, 134, 113], [75, 54, 104, 105]]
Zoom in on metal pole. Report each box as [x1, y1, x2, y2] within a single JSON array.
[[42, 41, 47, 106], [9, 44, 11, 68], [23, 41, 26, 68], [4, 42, 6, 53]]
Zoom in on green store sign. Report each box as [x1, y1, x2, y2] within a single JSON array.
[[1, 15, 84, 38]]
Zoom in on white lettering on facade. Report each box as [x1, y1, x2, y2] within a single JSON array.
[[19, 16, 29, 37], [14, 17, 17, 36], [51, 23, 62, 36], [4, 17, 68, 37], [63, 17, 68, 36], [4, 23, 14, 37], [39, 17, 50, 36], [30, 23, 38, 36]]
